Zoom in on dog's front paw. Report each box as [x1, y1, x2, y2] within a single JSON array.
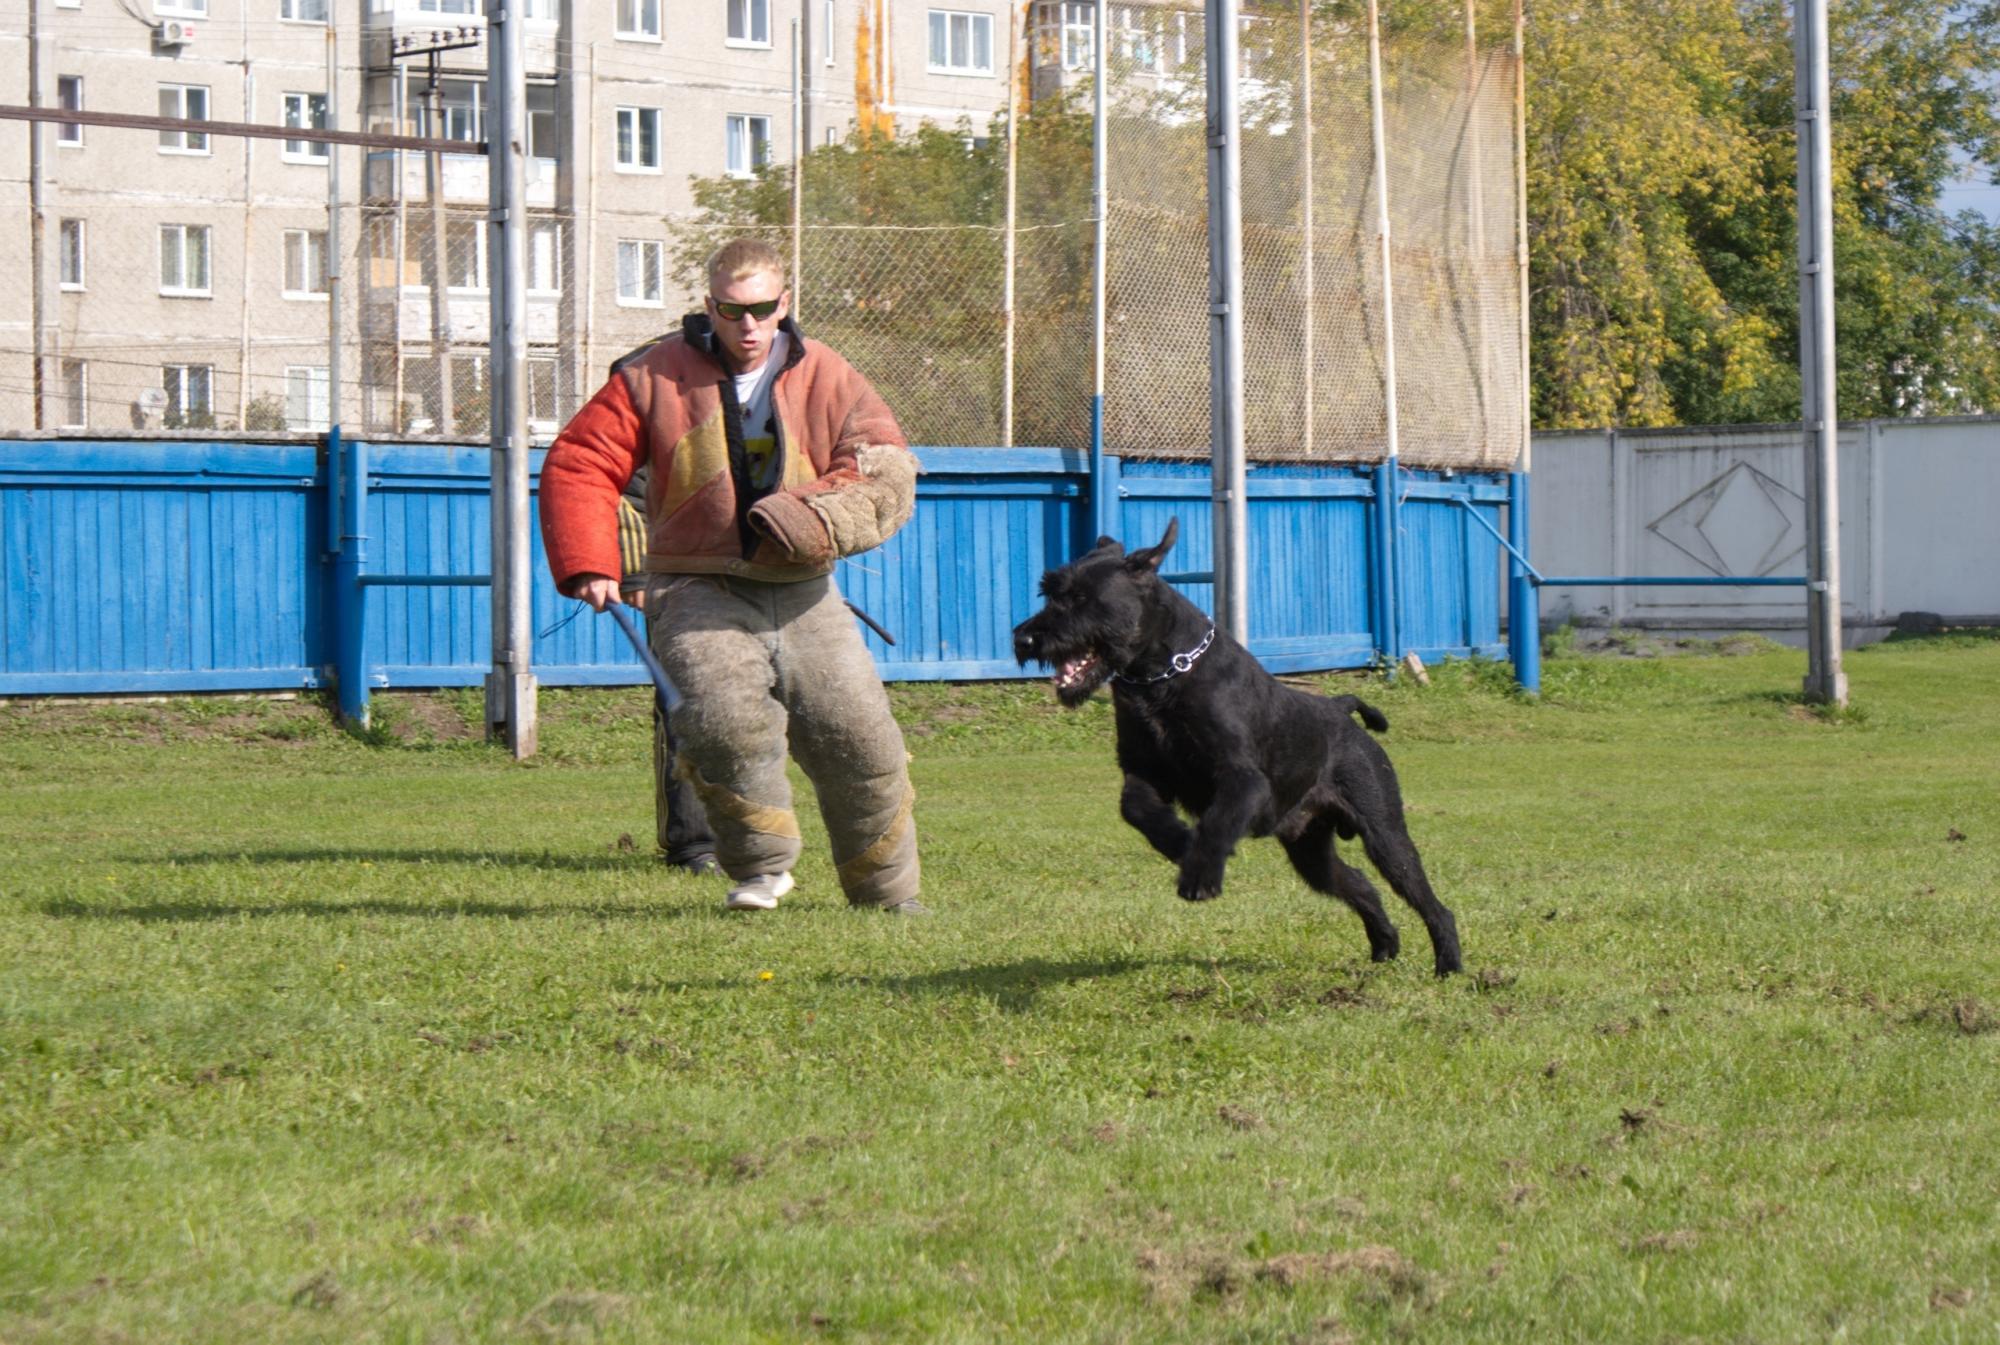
[[1176, 860, 1225, 902]]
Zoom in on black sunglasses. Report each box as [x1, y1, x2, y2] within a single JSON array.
[[711, 295, 784, 321]]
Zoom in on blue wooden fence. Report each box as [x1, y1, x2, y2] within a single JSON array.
[[0, 438, 1505, 697]]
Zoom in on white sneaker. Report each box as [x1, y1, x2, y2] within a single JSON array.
[[724, 871, 794, 911]]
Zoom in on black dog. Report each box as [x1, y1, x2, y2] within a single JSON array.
[[1012, 519, 1463, 976]]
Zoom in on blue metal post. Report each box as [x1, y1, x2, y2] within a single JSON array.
[[1088, 395, 1121, 544], [1508, 469, 1540, 693], [332, 431, 370, 727], [1373, 459, 1400, 667]]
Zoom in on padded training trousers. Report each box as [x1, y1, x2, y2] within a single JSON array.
[[644, 572, 919, 908]]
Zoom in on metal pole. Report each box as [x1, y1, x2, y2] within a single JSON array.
[[326, 22, 343, 441], [28, 0, 47, 431], [1507, 0, 1538, 691], [1514, 0, 1530, 476], [1089, 0, 1112, 541], [1001, 0, 1019, 449], [791, 17, 803, 316], [1366, 0, 1400, 664], [1300, 0, 1313, 458], [426, 62, 455, 435], [1463, 0, 1488, 445], [488, 0, 537, 756], [237, 63, 256, 429], [393, 65, 408, 430], [1208, 0, 1248, 641], [333, 430, 371, 727], [1794, 0, 1846, 705]]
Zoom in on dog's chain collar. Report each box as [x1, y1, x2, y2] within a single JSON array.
[[1113, 626, 1216, 685]]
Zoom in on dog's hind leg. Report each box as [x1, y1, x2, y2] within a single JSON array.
[[1355, 824, 1463, 977], [1120, 772, 1192, 863], [1280, 817, 1401, 963]]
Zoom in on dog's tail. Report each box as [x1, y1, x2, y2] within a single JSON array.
[[1327, 695, 1389, 733]]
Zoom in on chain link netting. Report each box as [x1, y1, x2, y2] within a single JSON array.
[[6, 7, 1520, 471]]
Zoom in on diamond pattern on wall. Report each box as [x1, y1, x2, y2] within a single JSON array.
[[1646, 463, 1807, 578]]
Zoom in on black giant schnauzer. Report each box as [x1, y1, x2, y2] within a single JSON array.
[[1012, 519, 1463, 976]]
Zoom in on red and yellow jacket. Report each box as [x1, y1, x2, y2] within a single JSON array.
[[539, 313, 919, 593]]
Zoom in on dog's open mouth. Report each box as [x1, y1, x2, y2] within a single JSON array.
[[1053, 654, 1102, 693]]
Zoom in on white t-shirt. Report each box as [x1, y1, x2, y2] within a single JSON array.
[[733, 331, 789, 490]]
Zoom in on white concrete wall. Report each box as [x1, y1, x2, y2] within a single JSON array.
[[1526, 417, 2000, 641]]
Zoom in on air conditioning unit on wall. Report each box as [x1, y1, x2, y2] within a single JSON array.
[[154, 20, 197, 48]]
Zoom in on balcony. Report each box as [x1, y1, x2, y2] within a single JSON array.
[[365, 150, 559, 207], [363, 288, 562, 346], [362, 3, 560, 75]]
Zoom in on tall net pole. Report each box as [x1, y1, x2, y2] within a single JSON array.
[[487, 0, 537, 756], [1002, 0, 1019, 449], [1365, 0, 1401, 662], [1208, 0, 1248, 641], [1794, 0, 1847, 705], [1300, 0, 1314, 459]]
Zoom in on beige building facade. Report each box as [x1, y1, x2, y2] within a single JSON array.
[[5, 0, 1038, 437]]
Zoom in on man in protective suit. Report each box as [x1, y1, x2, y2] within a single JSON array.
[[539, 238, 924, 914]]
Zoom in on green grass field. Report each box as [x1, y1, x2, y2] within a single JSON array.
[[2, 633, 1997, 1343]]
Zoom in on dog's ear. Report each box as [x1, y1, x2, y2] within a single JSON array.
[[1093, 534, 1124, 554], [1125, 517, 1179, 573]]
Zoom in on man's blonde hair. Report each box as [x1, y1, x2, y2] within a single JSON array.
[[706, 238, 787, 291]]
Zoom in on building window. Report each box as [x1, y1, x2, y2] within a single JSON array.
[[1061, 1, 1093, 70], [527, 357, 557, 427], [280, 0, 327, 20], [59, 219, 85, 290], [727, 0, 770, 46], [162, 364, 214, 425], [445, 217, 485, 290], [928, 9, 994, 74], [416, 0, 477, 12], [527, 84, 558, 159], [157, 0, 208, 14], [57, 77, 84, 146], [61, 361, 87, 428], [725, 113, 771, 178], [1112, 5, 1165, 73], [615, 106, 661, 172], [159, 224, 212, 296], [282, 92, 329, 162], [616, 0, 660, 40], [616, 239, 663, 306], [523, 0, 555, 17], [158, 84, 210, 154], [824, 0, 834, 64], [528, 221, 561, 295], [285, 366, 330, 430], [421, 81, 482, 143], [283, 229, 329, 297]]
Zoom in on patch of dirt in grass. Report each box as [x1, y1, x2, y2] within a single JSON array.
[[1255, 1246, 1422, 1296], [1634, 1229, 1699, 1254], [1569, 629, 1785, 659], [519, 1291, 631, 1339], [1930, 1286, 1976, 1311], [289, 1269, 340, 1310], [1217, 1104, 1267, 1131], [1912, 995, 1998, 1036], [377, 691, 481, 743]]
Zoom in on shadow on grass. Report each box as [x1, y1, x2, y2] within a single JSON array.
[[41, 895, 714, 923], [117, 847, 646, 874], [627, 954, 1260, 1013]]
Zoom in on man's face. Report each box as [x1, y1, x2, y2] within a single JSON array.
[[705, 266, 789, 372]]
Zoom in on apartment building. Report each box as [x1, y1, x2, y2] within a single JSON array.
[[5, 0, 1028, 438]]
